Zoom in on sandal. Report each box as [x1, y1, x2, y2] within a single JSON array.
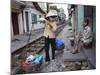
[[71, 50, 79, 54]]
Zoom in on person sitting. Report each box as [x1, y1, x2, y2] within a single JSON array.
[[71, 18, 93, 54]]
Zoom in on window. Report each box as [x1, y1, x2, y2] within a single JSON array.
[[39, 15, 41, 18], [31, 13, 37, 24], [25, 12, 29, 32]]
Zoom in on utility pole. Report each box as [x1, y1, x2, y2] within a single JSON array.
[[46, 3, 49, 13], [46, 3, 53, 13]]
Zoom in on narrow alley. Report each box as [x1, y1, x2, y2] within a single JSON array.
[[11, 0, 96, 75]]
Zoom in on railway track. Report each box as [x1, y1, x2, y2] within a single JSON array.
[[11, 24, 66, 75], [11, 23, 95, 74]]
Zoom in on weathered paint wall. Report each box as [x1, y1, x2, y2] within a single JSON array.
[[84, 6, 96, 33], [77, 5, 84, 32]]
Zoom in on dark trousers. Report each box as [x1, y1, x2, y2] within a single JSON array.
[[70, 40, 74, 47], [45, 37, 56, 62]]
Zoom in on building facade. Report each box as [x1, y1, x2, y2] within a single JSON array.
[[11, 0, 46, 38], [67, 4, 96, 46], [68, 4, 96, 35]]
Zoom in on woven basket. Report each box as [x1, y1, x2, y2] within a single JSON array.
[[18, 60, 41, 73]]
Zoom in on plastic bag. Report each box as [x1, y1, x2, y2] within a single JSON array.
[[55, 37, 64, 46], [25, 54, 43, 65], [34, 54, 43, 64], [55, 37, 65, 50], [25, 55, 35, 64]]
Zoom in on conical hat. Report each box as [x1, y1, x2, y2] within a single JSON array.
[[46, 10, 57, 18]]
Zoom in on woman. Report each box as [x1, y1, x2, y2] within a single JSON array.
[[72, 18, 92, 54], [43, 14, 57, 64]]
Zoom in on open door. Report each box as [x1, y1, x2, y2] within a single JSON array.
[[11, 12, 19, 35]]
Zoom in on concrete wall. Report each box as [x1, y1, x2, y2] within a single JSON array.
[[71, 12, 75, 32], [74, 6, 78, 35], [18, 12, 24, 34]]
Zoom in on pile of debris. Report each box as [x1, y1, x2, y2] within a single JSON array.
[[63, 61, 89, 71]]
